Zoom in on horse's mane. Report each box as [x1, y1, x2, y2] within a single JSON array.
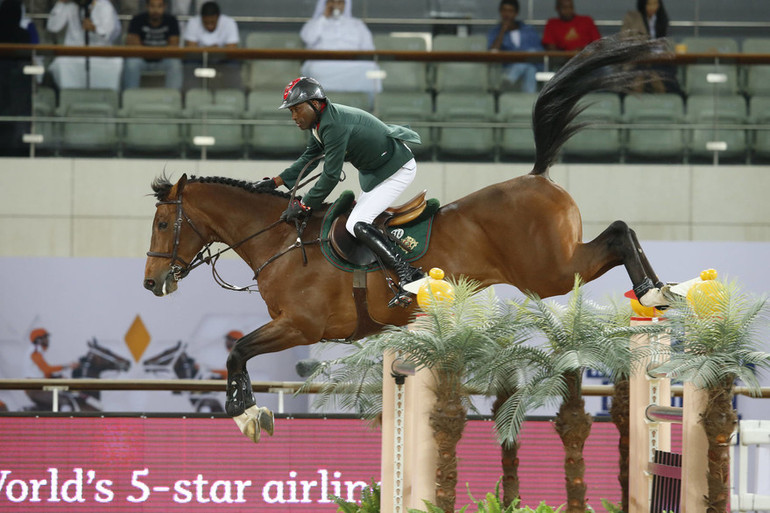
[[531, 34, 671, 175], [151, 174, 293, 201]]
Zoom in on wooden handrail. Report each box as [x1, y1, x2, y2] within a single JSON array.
[[2, 43, 770, 64], [1, 379, 769, 398]]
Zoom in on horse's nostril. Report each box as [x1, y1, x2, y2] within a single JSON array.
[[144, 279, 155, 290]]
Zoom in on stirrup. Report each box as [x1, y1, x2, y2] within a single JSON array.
[[388, 289, 413, 309]]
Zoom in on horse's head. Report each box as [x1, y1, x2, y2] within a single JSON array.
[[144, 174, 209, 297], [75, 339, 131, 378]]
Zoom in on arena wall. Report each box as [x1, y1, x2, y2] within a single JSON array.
[[1, 158, 770, 258]]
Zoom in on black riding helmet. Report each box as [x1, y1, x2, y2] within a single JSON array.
[[279, 77, 327, 109]]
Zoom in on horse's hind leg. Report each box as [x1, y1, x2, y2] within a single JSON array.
[[629, 229, 664, 289], [574, 220, 668, 307]]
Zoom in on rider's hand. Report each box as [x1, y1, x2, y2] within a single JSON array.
[[280, 199, 311, 223], [254, 177, 280, 191]]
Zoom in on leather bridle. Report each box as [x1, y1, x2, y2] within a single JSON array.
[[146, 156, 328, 290], [146, 194, 209, 282]]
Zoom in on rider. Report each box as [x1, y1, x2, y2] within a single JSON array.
[[256, 77, 425, 307], [25, 328, 79, 410]]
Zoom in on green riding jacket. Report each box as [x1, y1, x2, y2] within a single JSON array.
[[279, 101, 421, 210]]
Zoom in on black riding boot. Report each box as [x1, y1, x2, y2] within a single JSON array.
[[353, 222, 424, 307]]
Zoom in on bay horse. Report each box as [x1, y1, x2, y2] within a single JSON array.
[[144, 36, 671, 442]]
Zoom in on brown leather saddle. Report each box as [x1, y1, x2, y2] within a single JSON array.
[[329, 190, 428, 266]]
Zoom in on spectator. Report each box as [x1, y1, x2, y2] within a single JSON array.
[[124, 0, 183, 89], [300, 0, 381, 105], [487, 0, 543, 93], [621, 0, 668, 39], [183, 0, 238, 48], [45, 0, 122, 90], [182, 1, 239, 89], [620, 0, 678, 93], [0, 0, 32, 156], [542, 0, 600, 51], [20, 3, 40, 43]]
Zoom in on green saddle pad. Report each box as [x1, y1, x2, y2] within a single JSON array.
[[320, 190, 439, 273]]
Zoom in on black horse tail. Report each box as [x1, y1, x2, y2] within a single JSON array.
[[530, 35, 671, 176]]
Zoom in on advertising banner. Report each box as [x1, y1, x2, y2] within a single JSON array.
[[0, 416, 628, 512]]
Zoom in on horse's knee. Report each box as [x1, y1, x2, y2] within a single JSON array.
[[607, 220, 630, 237]]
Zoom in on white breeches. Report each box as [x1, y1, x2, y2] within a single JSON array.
[[345, 158, 417, 235]]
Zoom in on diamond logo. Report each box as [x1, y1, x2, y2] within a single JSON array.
[[124, 315, 151, 362]]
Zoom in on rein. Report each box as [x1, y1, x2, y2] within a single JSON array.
[[148, 157, 330, 292]]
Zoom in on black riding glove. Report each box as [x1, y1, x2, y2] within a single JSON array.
[[255, 177, 279, 191], [280, 199, 311, 223]]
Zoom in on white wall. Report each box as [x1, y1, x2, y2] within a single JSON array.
[[2, 157, 770, 258]]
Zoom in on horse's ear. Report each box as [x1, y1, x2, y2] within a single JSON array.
[[177, 174, 188, 194]]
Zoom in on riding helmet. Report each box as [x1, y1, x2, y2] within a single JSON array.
[[279, 77, 326, 109]]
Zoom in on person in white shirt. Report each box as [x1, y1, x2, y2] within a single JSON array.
[[183, 0, 238, 48], [46, 0, 123, 90], [300, 0, 381, 106], [182, 1, 239, 89]]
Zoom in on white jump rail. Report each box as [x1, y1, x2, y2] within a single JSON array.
[[732, 420, 770, 512]]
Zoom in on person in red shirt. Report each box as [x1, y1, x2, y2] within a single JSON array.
[[542, 0, 601, 51]]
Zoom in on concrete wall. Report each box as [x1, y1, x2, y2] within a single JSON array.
[[2, 157, 769, 258]]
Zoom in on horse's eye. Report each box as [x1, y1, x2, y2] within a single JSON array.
[[158, 221, 168, 230]]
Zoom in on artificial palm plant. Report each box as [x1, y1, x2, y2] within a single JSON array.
[[495, 278, 665, 513], [653, 280, 770, 513], [304, 278, 544, 513]]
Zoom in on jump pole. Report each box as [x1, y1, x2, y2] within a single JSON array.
[[380, 269, 453, 511], [380, 351, 438, 512], [629, 317, 672, 513]]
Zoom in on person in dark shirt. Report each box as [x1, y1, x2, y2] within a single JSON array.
[[123, 0, 182, 89], [0, 0, 32, 156]]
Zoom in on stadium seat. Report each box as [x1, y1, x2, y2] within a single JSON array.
[[562, 93, 622, 161], [680, 37, 740, 96], [242, 32, 304, 92], [434, 92, 496, 160], [57, 89, 119, 154], [686, 94, 747, 161], [214, 89, 247, 113], [121, 88, 183, 155], [326, 91, 372, 112], [749, 96, 770, 160], [376, 91, 435, 159], [246, 90, 309, 157], [32, 86, 57, 152], [742, 38, 770, 97], [61, 103, 118, 154], [624, 93, 685, 162], [185, 89, 245, 156], [497, 92, 537, 160], [431, 35, 491, 93], [372, 34, 429, 92]]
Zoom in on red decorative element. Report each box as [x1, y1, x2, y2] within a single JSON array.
[[283, 78, 302, 100]]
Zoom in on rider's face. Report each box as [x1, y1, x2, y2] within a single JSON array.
[[288, 101, 319, 131]]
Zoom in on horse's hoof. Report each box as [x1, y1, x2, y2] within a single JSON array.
[[638, 287, 669, 308], [257, 407, 275, 436], [233, 405, 262, 443]]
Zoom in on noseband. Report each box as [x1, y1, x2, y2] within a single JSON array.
[[146, 193, 209, 282]]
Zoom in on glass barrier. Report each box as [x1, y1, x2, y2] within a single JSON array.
[[1, 42, 769, 165]]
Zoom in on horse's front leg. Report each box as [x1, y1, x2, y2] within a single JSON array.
[[225, 317, 314, 443]]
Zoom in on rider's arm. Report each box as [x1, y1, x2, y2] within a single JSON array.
[[300, 124, 349, 210], [30, 352, 64, 378]]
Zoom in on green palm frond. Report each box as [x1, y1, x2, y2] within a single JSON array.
[[654, 280, 770, 394]]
